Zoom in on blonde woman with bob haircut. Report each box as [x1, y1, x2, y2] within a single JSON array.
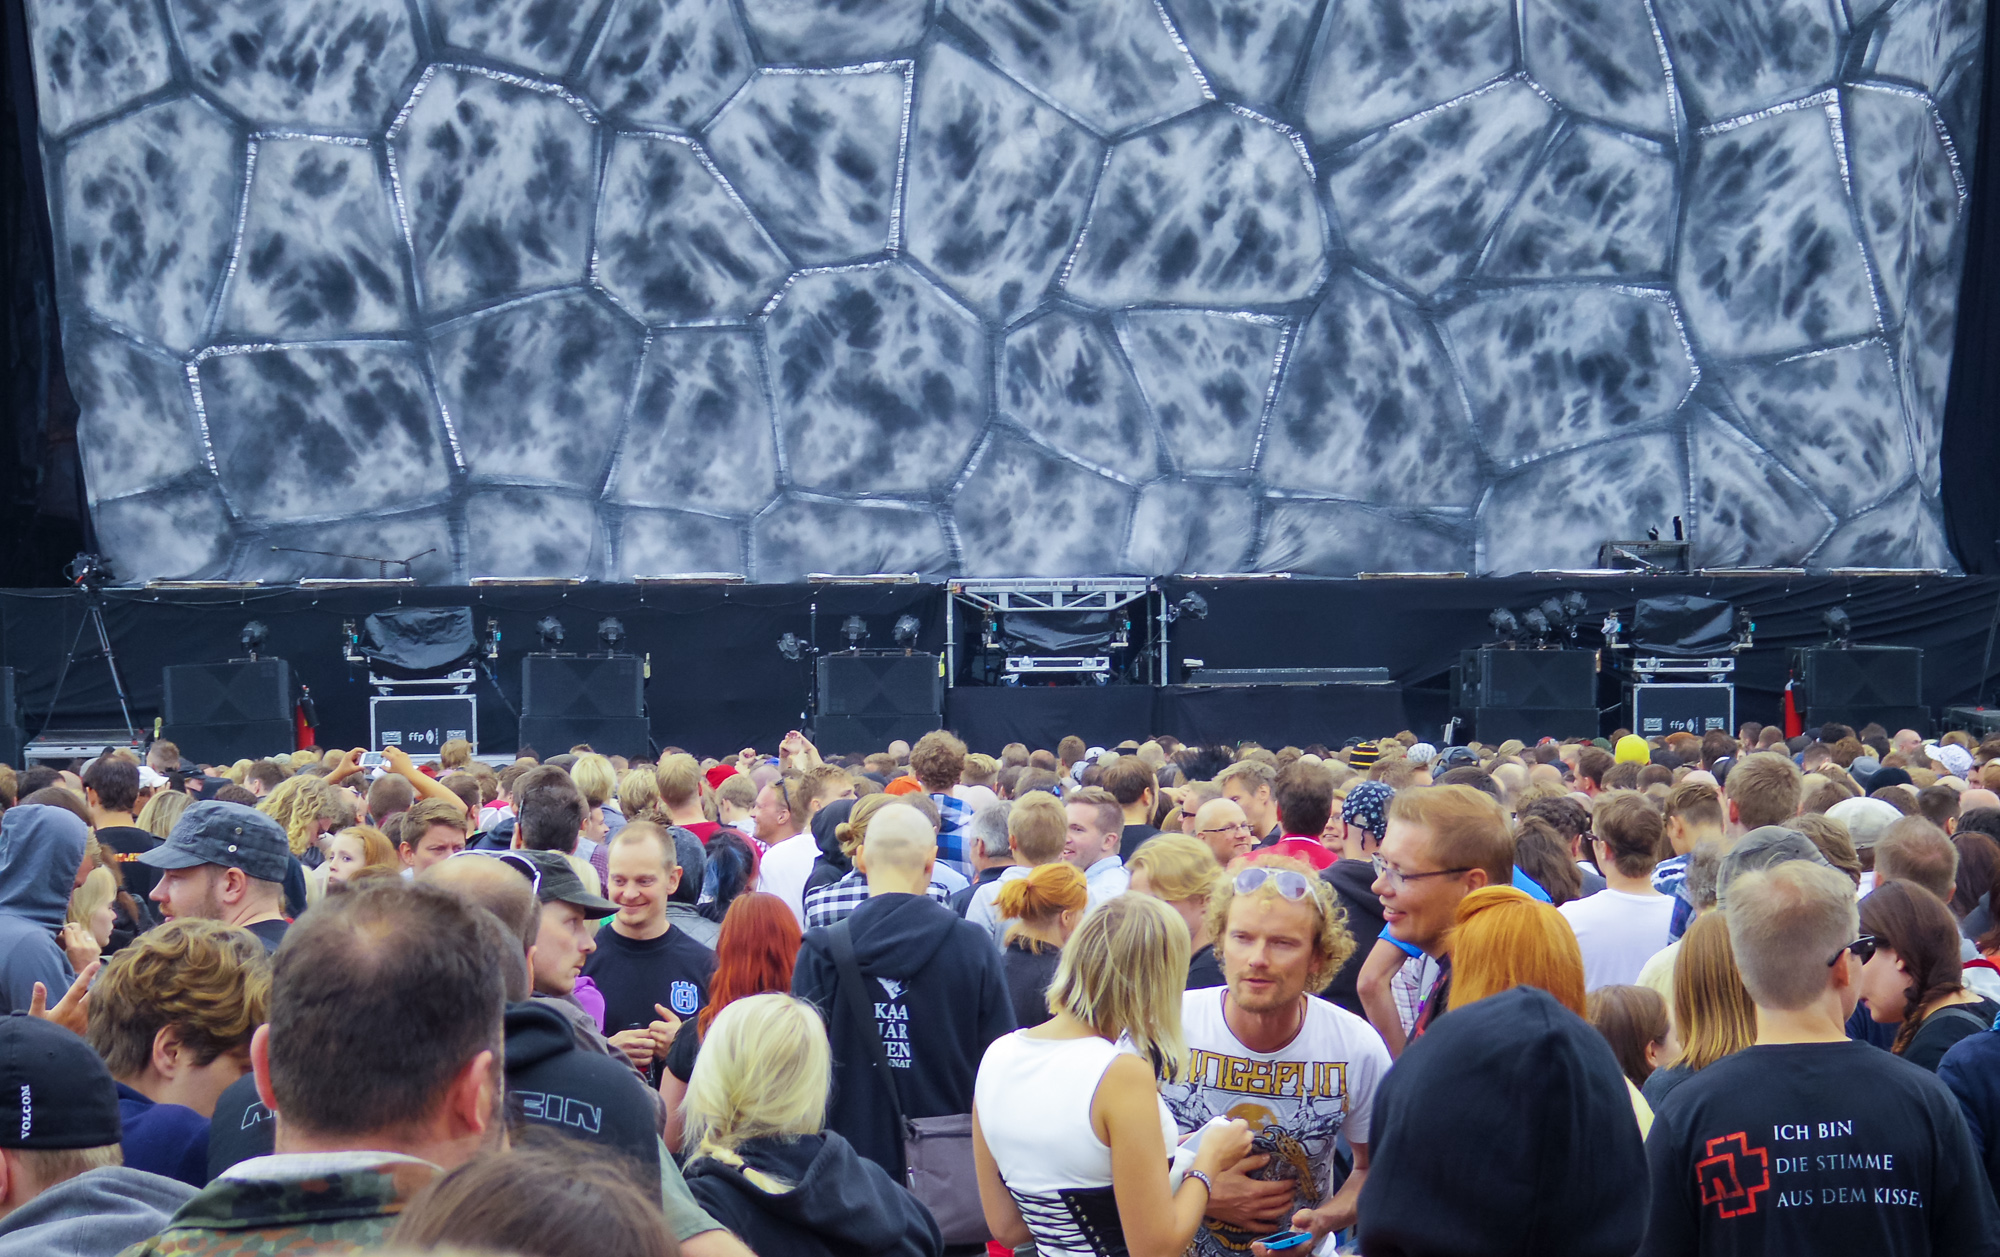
[[1126, 833, 1227, 989], [680, 993, 942, 1257], [973, 893, 1253, 1257]]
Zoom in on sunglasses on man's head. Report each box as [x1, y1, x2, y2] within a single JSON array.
[[1234, 866, 1313, 901]]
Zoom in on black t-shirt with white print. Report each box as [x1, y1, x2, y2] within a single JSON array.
[[1640, 1040, 1999, 1257]]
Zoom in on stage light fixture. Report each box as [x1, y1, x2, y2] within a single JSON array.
[[1487, 608, 1519, 639], [1561, 590, 1589, 622], [841, 615, 868, 648], [777, 632, 804, 662], [1521, 608, 1550, 640], [239, 620, 268, 659], [1175, 591, 1209, 621], [536, 616, 565, 649], [1538, 597, 1567, 629], [1822, 606, 1852, 647], [597, 616, 626, 652], [893, 615, 921, 648]]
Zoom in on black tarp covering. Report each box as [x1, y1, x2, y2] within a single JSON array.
[[1631, 595, 1738, 656], [362, 607, 477, 674]]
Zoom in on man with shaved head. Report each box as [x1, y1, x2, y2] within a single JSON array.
[[1193, 796, 1256, 866], [793, 803, 1015, 1177]]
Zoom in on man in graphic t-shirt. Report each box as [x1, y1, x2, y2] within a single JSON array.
[[1640, 860, 1999, 1256], [1161, 853, 1392, 1257], [581, 823, 715, 1084]]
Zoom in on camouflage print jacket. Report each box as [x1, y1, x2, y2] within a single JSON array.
[[114, 1152, 439, 1257]]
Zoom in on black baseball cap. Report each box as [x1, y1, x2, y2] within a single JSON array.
[[0, 1014, 121, 1149], [507, 849, 617, 916], [139, 800, 291, 883]]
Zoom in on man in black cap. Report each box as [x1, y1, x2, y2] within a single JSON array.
[[1357, 986, 1645, 1256], [140, 802, 292, 952], [0, 1014, 193, 1256]]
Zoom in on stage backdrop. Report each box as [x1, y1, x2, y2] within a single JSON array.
[[24, 0, 1980, 583]]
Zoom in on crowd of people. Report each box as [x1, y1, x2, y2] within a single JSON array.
[[2, 715, 2000, 1255]]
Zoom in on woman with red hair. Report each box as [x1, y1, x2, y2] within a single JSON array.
[[659, 891, 802, 1153]]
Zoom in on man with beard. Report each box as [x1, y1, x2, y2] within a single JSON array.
[[141, 803, 292, 953]]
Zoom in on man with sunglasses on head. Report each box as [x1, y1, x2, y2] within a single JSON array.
[[1370, 784, 1514, 1041], [1640, 858, 1999, 1256], [1161, 853, 1391, 1257]]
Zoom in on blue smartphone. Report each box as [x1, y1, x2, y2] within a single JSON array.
[[1258, 1232, 1314, 1251]]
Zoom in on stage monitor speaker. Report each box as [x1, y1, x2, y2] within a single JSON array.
[[815, 713, 944, 755], [521, 656, 644, 719], [518, 716, 652, 757], [0, 668, 20, 767], [1457, 649, 1596, 711], [163, 660, 291, 724], [1467, 708, 1599, 743], [1793, 647, 1924, 732], [817, 653, 942, 717], [162, 720, 295, 766]]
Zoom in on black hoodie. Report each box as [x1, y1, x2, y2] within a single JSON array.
[[206, 1001, 667, 1181], [685, 1131, 941, 1257], [1321, 858, 1386, 1016], [504, 1001, 662, 1179], [804, 799, 857, 900], [1357, 986, 1646, 1257], [793, 892, 1016, 1176]]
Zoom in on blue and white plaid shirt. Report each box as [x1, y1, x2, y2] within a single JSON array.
[[932, 791, 974, 873], [802, 869, 952, 928]]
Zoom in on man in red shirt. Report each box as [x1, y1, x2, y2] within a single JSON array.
[[1266, 761, 1338, 870]]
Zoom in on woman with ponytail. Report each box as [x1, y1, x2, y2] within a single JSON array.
[[1858, 879, 1999, 1069], [996, 862, 1087, 1028]]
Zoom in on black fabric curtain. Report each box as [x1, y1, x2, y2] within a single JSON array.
[[1942, 0, 2000, 575], [0, 0, 82, 588]]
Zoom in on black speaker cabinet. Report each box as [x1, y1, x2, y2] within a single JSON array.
[[520, 655, 646, 755], [1456, 649, 1596, 710], [518, 716, 652, 757], [162, 721, 295, 766], [162, 660, 292, 765], [1467, 707, 1600, 744], [817, 652, 942, 717], [163, 659, 291, 724], [814, 713, 945, 755], [0, 668, 20, 767], [521, 655, 644, 719], [1793, 646, 1927, 733]]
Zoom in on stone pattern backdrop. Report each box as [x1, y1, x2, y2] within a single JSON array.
[[25, 0, 1982, 582]]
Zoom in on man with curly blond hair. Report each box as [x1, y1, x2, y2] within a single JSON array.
[[1160, 852, 1387, 1257], [85, 919, 271, 1186]]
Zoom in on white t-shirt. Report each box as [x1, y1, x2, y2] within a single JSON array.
[[1559, 888, 1676, 991], [1161, 989, 1391, 1257], [757, 832, 818, 925]]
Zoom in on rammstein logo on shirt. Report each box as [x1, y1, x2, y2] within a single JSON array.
[[1698, 1132, 1772, 1218]]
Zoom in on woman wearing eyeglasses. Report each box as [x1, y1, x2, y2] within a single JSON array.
[[1858, 880, 1999, 1070]]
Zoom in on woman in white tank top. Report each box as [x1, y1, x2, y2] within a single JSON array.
[[972, 894, 1252, 1257]]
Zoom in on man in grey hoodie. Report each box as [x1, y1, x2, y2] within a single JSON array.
[[0, 1013, 194, 1256], [0, 804, 92, 1013]]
